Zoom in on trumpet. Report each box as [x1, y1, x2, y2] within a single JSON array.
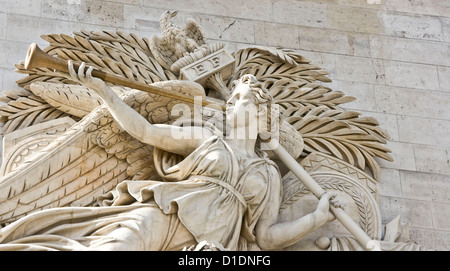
[[24, 43, 223, 110]]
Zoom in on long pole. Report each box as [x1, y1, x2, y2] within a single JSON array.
[[271, 143, 381, 251]]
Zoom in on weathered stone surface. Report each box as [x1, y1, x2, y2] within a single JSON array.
[[384, 60, 440, 90], [376, 141, 416, 171], [374, 85, 450, 119], [398, 116, 450, 147], [298, 27, 370, 57], [413, 145, 450, 176], [335, 55, 385, 84], [380, 196, 433, 229], [328, 80, 376, 111], [379, 168, 402, 198], [370, 36, 450, 66], [401, 171, 450, 203], [438, 66, 450, 92], [273, 0, 328, 28], [328, 5, 383, 34], [381, 12, 443, 41], [41, 0, 125, 28], [384, 0, 450, 17], [255, 21, 299, 49], [0, 0, 42, 17], [432, 202, 450, 231]]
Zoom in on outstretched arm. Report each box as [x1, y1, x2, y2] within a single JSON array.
[[68, 61, 213, 156], [255, 172, 341, 250]]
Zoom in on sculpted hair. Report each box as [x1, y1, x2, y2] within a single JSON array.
[[231, 74, 273, 105], [231, 74, 279, 156]]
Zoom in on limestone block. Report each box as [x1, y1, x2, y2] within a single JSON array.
[[434, 230, 450, 250], [401, 171, 450, 203], [311, 0, 385, 9], [329, 80, 376, 111], [335, 55, 385, 84], [0, 0, 42, 17], [370, 36, 450, 66], [380, 196, 433, 229], [255, 22, 299, 49], [123, 5, 164, 30], [0, 40, 32, 69], [6, 14, 55, 44], [384, 60, 439, 90], [374, 85, 450, 120], [1, 70, 23, 91], [413, 145, 450, 175], [376, 141, 416, 171], [438, 66, 450, 92], [432, 202, 450, 231], [141, 0, 273, 21], [381, 12, 443, 41], [328, 5, 383, 34], [191, 15, 254, 44], [379, 168, 402, 198], [298, 27, 370, 57], [272, 0, 328, 28], [398, 116, 450, 147], [442, 18, 450, 43], [384, 0, 450, 17], [106, 0, 140, 5], [0, 13, 6, 40], [408, 227, 437, 250], [41, 0, 124, 28]]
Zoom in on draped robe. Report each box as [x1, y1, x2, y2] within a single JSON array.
[[0, 135, 281, 251]]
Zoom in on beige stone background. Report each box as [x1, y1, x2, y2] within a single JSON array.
[[0, 0, 449, 250]]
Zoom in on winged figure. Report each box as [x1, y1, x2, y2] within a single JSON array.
[[0, 11, 396, 250]]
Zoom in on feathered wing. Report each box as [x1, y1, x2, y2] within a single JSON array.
[[0, 87, 191, 225], [228, 46, 392, 180], [183, 18, 205, 47]]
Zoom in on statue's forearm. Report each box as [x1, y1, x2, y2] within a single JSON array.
[[97, 85, 153, 143], [258, 211, 326, 250]]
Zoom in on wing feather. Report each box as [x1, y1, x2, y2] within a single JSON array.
[[0, 87, 186, 225]]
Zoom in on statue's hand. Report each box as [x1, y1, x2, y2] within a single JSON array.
[[67, 61, 107, 96], [314, 192, 342, 225]]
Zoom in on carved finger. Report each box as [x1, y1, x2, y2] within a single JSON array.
[[86, 66, 94, 81], [68, 60, 78, 81], [78, 62, 86, 81]]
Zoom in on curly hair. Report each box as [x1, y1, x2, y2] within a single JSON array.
[[231, 74, 280, 154], [231, 74, 273, 105]]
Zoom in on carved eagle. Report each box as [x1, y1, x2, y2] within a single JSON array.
[[149, 10, 206, 70]]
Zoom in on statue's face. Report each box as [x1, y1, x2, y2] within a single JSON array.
[[226, 83, 258, 130]]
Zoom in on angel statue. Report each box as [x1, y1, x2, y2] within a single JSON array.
[[0, 61, 344, 250], [0, 11, 422, 251]]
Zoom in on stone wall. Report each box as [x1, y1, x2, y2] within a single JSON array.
[[0, 0, 449, 250]]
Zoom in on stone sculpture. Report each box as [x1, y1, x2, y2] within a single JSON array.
[[0, 11, 423, 251]]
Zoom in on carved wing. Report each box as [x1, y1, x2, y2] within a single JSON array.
[[0, 28, 209, 225], [183, 18, 206, 47], [0, 84, 198, 225], [227, 46, 392, 180]]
